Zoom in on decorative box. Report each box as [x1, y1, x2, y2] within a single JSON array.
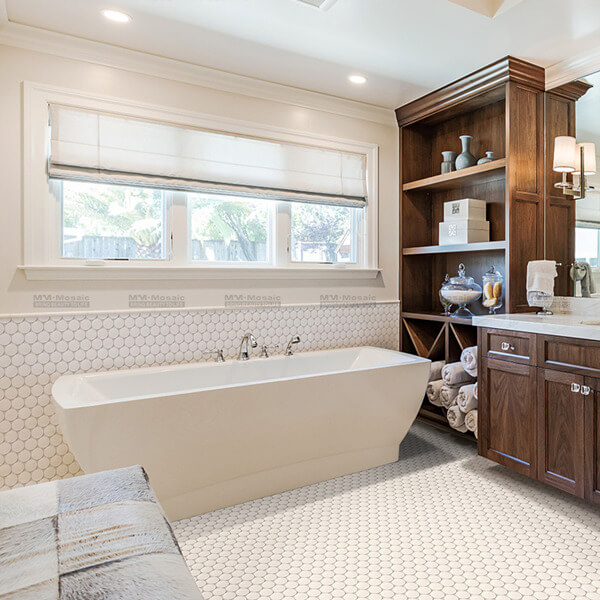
[[439, 219, 489, 245], [443, 198, 486, 222]]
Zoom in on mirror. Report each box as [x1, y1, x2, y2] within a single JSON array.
[[546, 72, 600, 297]]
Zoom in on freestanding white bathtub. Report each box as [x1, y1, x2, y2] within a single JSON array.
[[52, 347, 430, 520]]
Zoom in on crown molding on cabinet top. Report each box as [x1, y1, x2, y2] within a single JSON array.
[[546, 80, 593, 102], [545, 45, 600, 91], [395, 56, 545, 127], [0, 20, 396, 127]]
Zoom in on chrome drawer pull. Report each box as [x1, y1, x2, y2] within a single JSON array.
[[571, 383, 581, 393], [501, 342, 516, 352], [581, 386, 591, 396]]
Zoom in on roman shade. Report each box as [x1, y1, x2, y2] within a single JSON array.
[[48, 105, 368, 208]]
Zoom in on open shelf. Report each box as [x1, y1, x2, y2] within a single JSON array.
[[401, 311, 474, 325], [402, 159, 506, 192], [403, 240, 506, 256]]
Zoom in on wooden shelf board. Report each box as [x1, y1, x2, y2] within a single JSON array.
[[403, 240, 507, 256], [402, 311, 474, 325], [402, 159, 506, 192]]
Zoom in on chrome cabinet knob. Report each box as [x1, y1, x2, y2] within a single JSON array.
[[571, 383, 581, 393], [581, 386, 591, 396], [501, 342, 515, 352]]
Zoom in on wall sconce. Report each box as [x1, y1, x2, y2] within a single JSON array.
[[553, 136, 596, 199]]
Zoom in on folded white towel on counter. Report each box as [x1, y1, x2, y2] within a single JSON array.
[[440, 385, 461, 409], [447, 405, 468, 432], [429, 360, 446, 382], [457, 383, 477, 413], [527, 260, 557, 307], [426, 379, 444, 407], [460, 346, 478, 377], [474, 381, 478, 400], [465, 409, 478, 432], [442, 362, 475, 386]]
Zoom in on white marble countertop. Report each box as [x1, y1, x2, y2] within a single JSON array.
[[471, 313, 600, 342]]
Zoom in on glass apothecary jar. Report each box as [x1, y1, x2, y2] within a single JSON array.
[[439, 274, 452, 316], [440, 263, 482, 317], [482, 265, 504, 314]]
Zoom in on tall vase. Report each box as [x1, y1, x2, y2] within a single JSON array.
[[456, 135, 476, 170]]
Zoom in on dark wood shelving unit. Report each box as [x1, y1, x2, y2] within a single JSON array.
[[396, 56, 545, 438]]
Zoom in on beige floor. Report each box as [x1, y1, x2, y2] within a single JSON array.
[[174, 422, 600, 600]]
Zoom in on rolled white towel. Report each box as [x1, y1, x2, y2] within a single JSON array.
[[426, 379, 444, 407], [442, 362, 475, 386], [465, 409, 478, 432], [460, 346, 478, 377], [447, 405, 468, 432], [473, 381, 478, 400], [429, 360, 446, 382], [457, 383, 477, 413], [440, 385, 460, 409]]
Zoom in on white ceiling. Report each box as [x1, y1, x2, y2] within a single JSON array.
[[5, 0, 600, 108]]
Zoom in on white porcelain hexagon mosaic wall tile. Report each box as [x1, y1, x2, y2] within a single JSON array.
[[174, 422, 600, 600], [0, 302, 399, 490]]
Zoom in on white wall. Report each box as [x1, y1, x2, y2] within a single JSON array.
[[0, 43, 399, 315]]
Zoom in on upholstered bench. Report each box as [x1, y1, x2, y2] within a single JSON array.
[[0, 466, 204, 599]]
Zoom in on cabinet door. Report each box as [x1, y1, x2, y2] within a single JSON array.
[[479, 358, 537, 477], [584, 378, 600, 505], [537, 369, 585, 497]]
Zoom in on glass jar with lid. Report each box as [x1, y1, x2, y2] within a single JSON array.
[[482, 265, 504, 314], [439, 274, 452, 316], [440, 263, 482, 317]]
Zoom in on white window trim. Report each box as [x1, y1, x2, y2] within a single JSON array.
[[21, 81, 380, 281]]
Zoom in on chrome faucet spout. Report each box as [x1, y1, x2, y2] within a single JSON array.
[[238, 333, 258, 361], [285, 335, 301, 356]]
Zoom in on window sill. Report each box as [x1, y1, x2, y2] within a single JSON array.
[[19, 265, 382, 281]]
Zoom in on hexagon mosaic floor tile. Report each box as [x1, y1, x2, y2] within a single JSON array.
[[174, 422, 600, 600]]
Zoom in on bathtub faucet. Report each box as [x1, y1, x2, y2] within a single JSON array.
[[285, 335, 301, 356], [238, 333, 258, 360]]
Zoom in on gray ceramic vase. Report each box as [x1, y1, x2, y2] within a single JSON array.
[[441, 151, 457, 174], [477, 151, 496, 165], [455, 135, 476, 170]]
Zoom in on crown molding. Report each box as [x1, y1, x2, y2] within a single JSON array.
[[0, 21, 396, 126], [395, 56, 544, 126], [545, 45, 600, 90]]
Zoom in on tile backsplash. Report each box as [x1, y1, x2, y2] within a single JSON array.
[[0, 301, 399, 490]]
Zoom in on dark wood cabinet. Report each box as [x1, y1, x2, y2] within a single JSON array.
[[536, 369, 585, 497], [479, 358, 537, 477], [479, 327, 600, 503], [584, 377, 600, 505]]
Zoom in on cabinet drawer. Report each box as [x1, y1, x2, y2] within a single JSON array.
[[481, 328, 535, 365], [539, 335, 600, 376]]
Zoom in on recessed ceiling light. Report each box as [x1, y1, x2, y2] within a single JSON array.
[[101, 9, 132, 23], [348, 74, 367, 85]]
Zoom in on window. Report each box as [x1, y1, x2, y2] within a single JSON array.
[[576, 224, 600, 267], [61, 181, 167, 260], [291, 203, 360, 264], [189, 194, 272, 263], [23, 83, 378, 278]]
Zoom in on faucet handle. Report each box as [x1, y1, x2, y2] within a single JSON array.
[[204, 349, 225, 363], [260, 344, 280, 358]]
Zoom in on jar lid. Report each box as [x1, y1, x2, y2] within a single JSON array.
[[448, 263, 474, 286], [485, 265, 503, 277]]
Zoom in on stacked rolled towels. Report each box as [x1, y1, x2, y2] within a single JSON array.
[[440, 385, 460, 409], [442, 362, 475, 386], [457, 383, 477, 413], [447, 405, 468, 432], [426, 379, 444, 407], [460, 346, 478, 377], [465, 410, 478, 437], [429, 360, 446, 382]]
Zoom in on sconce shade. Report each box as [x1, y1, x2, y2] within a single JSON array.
[[574, 142, 597, 175], [553, 136, 577, 173]]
